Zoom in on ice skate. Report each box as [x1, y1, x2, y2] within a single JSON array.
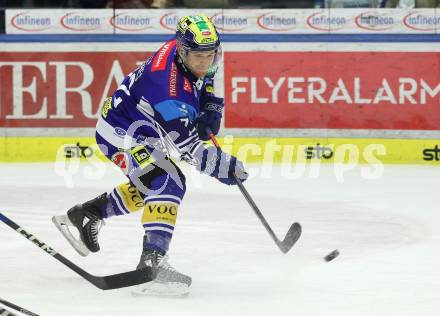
[[52, 193, 107, 257], [131, 248, 192, 297]]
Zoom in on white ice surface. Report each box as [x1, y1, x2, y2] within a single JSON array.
[[1, 162, 440, 316]]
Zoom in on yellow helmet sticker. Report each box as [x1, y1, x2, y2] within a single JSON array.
[[177, 14, 218, 47]]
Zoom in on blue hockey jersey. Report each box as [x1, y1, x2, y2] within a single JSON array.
[[96, 39, 216, 164]]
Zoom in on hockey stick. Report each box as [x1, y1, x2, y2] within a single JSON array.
[[0, 307, 18, 316], [206, 129, 302, 253], [0, 212, 153, 290], [0, 297, 39, 316]]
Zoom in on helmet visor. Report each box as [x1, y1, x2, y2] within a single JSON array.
[[178, 43, 222, 78]]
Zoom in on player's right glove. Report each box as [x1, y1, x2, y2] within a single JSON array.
[[196, 96, 224, 141]]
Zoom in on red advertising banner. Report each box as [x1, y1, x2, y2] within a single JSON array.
[[224, 52, 440, 130], [2, 50, 440, 130], [0, 52, 149, 127]]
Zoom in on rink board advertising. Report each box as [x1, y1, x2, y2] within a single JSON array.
[[1, 136, 440, 165], [0, 50, 439, 130], [1, 9, 440, 164], [224, 51, 440, 130], [5, 8, 440, 34], [0, 51, 148, 128]]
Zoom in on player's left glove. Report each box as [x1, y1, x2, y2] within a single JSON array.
[[212, 149, 248, 185], [193, 146, 248, 186], [197, 96, 224, 141]]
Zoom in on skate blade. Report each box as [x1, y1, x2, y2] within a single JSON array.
[[52, 215, 90, 257], [131, 282, 190, 298]]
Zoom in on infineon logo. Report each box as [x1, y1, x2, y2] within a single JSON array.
[[11, 12, 52, 32], [306, 12, 346, 31], [403, 12, 439, 31], [211, 12, 248, 32], [160, 12, 180, 31], [355, 11, 394, 31], [257, 12, 297, 31], [110, 12, 152, 31], [61, 11, 101, 31]]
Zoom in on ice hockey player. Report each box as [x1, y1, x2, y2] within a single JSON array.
[[52, 14, 248, 296]]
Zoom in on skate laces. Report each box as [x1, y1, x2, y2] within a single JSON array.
[[89, 218, 104, 246], [157, 254, 176, 272], [141, 251, 176, 273]]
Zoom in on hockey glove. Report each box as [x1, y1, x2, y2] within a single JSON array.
[[197, 96, 224, 141], [216, 153, 248, 185], [196, 146, 248, 185]]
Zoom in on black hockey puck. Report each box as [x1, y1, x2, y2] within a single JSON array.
[[324, 249, 340, 262]]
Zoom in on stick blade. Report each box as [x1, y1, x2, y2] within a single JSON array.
[[279, 222, 302, 254], [90, 268, 154, 290]]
